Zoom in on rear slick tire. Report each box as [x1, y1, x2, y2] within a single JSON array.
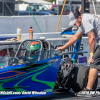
[[70, 66, 98, 92]]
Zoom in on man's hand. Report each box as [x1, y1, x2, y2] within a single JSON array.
[[57, 32, 84, 52], [88, 55, 95, 64], [58, 46, 66, 51]]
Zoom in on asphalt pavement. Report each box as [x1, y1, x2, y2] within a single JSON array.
[[14, 77, 100, 100]]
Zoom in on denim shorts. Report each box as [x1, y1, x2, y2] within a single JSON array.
[[90, 45, 100, 70]]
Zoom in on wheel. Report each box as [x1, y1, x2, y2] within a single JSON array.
[[8, 58, 18, 66], [70, 66, 98, 92]]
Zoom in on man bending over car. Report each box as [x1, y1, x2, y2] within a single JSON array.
[[58, 10, 100, 97]]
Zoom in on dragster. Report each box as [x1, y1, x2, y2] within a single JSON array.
[[0, 27, 98, 99]]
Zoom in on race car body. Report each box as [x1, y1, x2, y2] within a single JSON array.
[[0, 40, 61, 100]]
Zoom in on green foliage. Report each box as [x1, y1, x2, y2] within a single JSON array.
[[45, 0, 56, 3]]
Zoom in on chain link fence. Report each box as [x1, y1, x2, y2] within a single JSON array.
[[0, 0, 100, 16], [0, 0, 18, 16], [0, 1, 3, 16]]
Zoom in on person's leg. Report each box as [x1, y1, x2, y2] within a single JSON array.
[[75, 68, 98, 97], [86, 68, 98, 90], [86, 46, 100, 90], [75, 46, 100, 97]]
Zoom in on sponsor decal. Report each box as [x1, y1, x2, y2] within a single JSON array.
[[0, 91, 46, 95]]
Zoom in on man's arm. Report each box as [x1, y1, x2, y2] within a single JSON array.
[[58, 31, 84, 51], [87, 29, 96, 64], [64, 31, 84, 48], [87, 29, 96, 53]]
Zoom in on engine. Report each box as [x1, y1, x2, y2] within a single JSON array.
[[60, 57, 74, 78], [54, 57, 74, 90]]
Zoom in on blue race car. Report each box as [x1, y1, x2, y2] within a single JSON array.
[[0, 37, 98, 99]]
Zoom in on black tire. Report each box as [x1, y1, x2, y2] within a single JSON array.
[[70, 66, 98, 92]]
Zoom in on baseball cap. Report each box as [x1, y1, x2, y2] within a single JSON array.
[[69, 10, 81, 26]]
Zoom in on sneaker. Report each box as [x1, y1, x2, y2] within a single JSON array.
[[75, 88, 96, 97]]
